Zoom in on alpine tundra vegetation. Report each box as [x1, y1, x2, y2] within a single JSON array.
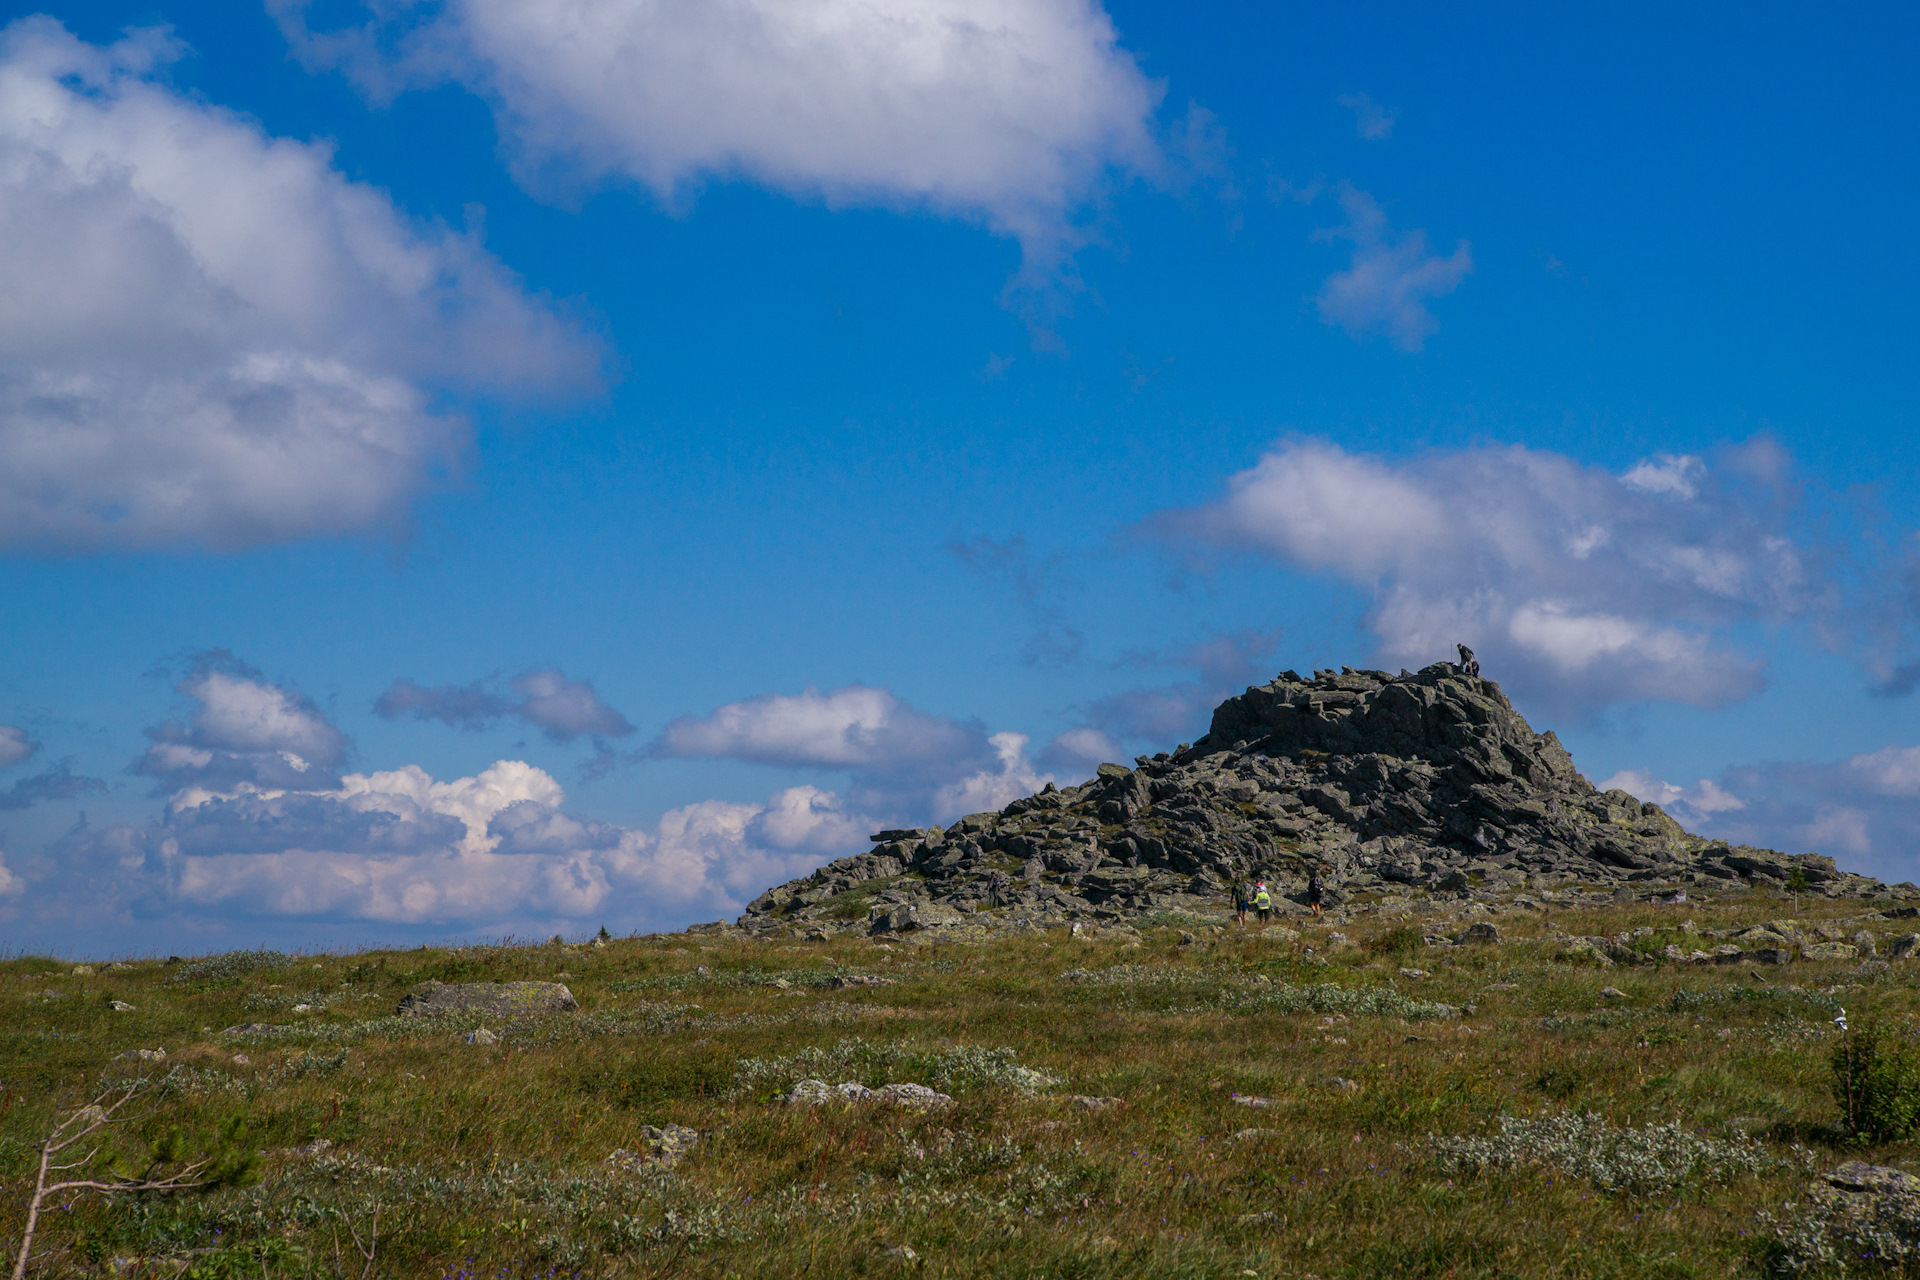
[[7, 670, 1920, 1278]]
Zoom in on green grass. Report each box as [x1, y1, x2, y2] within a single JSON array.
[[1, 888, 1915, 1277]]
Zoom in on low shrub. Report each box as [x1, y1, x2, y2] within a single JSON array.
[[1832, 1021, 1920, 1141]]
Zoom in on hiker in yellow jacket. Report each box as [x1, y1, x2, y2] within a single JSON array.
[[1252, 882, 1272, 923]]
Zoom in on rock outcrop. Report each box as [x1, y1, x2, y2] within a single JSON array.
[[739, 663, 1901, 936]]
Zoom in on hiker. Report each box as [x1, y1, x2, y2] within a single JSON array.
[[1456, 643, 1480, 678], [1233, 878, 1250, 926], [1253, 881, 1273, 923], [988, 871, 1006, 909], [1307, 871, 1325, 917]]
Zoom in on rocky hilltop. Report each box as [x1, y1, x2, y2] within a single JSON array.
[[740, 663, 1905, 936]]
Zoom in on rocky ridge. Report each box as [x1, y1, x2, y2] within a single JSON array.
[[739, 663, 1910, 937]]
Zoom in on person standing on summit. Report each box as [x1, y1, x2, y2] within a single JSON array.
[[1456, 643, 1480, 677]]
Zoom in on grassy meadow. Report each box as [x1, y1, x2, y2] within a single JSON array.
[[1, 887, 1914, 1278]]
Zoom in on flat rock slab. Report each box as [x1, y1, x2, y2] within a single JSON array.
[[396, 980, 578, 1018]]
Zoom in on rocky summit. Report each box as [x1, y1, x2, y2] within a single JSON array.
[[741, 662, 1909, 936]]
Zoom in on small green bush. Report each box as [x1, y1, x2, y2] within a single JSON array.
[[1365, 926, 1423, 960], [1831, 1022, 1920, 1141]]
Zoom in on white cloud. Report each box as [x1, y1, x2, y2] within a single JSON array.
[[270, 0, 1164, 270], [652, 684, 987, 775], [1848, 745, 1920, 797], [1336, 92, 1394, 141], [1621, 453, 1705, 499], [1315, 184, 1471, 351], [0, 18, 598, 551], [138, 656, 348, 792], [0, 725, 33, 769], [0, 851, 21, 898], [932, 731, 1053, 818], [1171, 438, 1824, 712], [1599, 770, 1746, 819]]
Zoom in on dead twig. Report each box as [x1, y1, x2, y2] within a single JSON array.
[[10, 1080, 213, 1280]]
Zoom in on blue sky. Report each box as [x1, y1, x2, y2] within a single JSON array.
[[1, 0, 1917, 956]]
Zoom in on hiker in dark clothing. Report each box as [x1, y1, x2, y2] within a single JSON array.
[[1307, 872, 1325, 917], [1456, 643, 1480, 677], [1233, 879, 1250, 926]]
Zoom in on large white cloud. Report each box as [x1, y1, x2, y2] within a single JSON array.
[[0, 18, 598, 551], [138, 656, 350, 793], [1168, 437, 1825, 712], [270, 0, 1165, 266]]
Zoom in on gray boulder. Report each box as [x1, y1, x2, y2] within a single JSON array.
[[1773, 1161, 1920, 1273], [396, 980, 577, 1019]]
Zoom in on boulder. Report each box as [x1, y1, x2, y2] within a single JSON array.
[[1456, 922, 1501, 946], [1802, 942, 1859, 962], [396, 980, 578, 1019], [1776, 1161, 1920, 1273]]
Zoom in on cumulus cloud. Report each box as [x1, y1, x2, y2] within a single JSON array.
[[1336, 92, 1394, 141], [651, 683, 1055, 822], [0, 725, 34, 769], [1601, 745, 1920, 884], [652, 685, 986, 776], [375, 668, 635, 743], [269, 0, 1164, 270], [1166, 438, 1825, 713], [136, 654, 348, 793], [1315, 184, 1471, 351], [57, 756, 861, 932], [0, 18, 598, 551], [1041, 628, 1285, 767]]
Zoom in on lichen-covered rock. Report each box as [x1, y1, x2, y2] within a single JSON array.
[[738, 663, 1901, 936], [1802, 943, 1860, 962], [1769, 1161, 1920, 1274], [395, 980, 578, 1019]]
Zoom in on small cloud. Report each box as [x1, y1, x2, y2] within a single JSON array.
[[0, 762, 106, 812], [1620, 454, 1706, 500], [1315, 184, 1472, 351], [978, 353, 1015, 381], [649, 685, 986, 778], [1267, 174, 1324, 205], [1336, 92, 1395, 141], [136, 653, 348, 793], [0, 725, 35, 770], [375, 668, 634, 744]]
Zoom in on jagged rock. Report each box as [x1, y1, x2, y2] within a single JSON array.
[[1804, 942, 1859, 962], [1457, 922, 1500, 946], [396, 980, 578, 1019], [1891, 933, 1920, 959], [737, 663, 1901, 933]]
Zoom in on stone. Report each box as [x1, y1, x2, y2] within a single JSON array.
[[1803, 942, 1860, 962], [1398, 968, 1427, 978], [1230, 1092, 1274, 1109], [396, 980, 578, 1019], [1327, 1077, 1361, 1092], [1892, 933, 1920, 959], [875, 1082, 954, 1108], [466, 1028, 499, 1046], [1751, 947, 1794, 965], [72, 965, 94, 976], [1232, 1128, 1276, 1142], [1599, 987, 1626, 999], [640, 1123, 700, 1168], [109, 1000, 135, 1012], [1457, 922, 1500, 946], [231, 1054, 251, 1066], [1782, 1161, 1920, 1271], [221, 1023, 286, 1036], [115, 1048, 166, 1062], [1068, 1095, 1123, 1111], [787, 1079, 836, 1106]]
